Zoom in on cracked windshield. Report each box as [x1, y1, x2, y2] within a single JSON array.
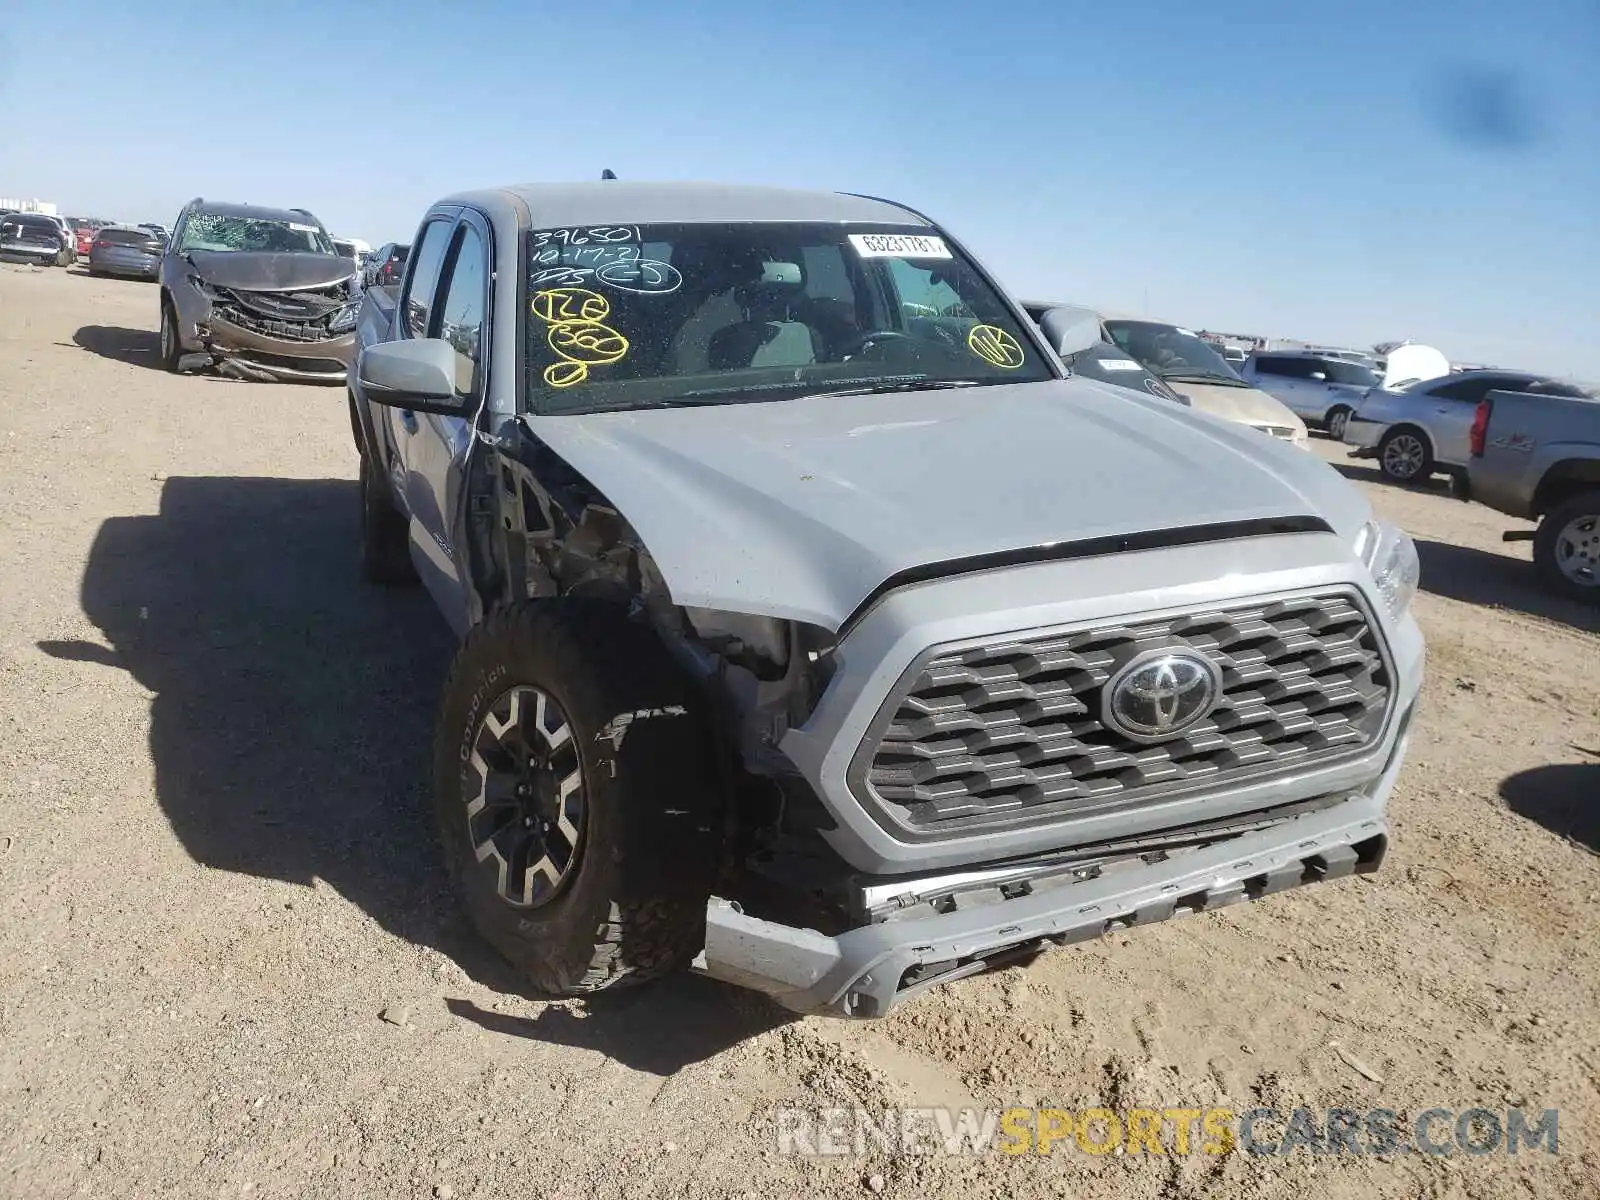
[[524, 223, 1052, 412], [177, 212, 334, 254]]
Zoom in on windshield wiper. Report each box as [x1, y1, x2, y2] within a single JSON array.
[[803, 378, 990, 400], [1161, 371, 1248, 387], [559, 377, 992, 415]]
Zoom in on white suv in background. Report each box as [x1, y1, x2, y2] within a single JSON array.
[[1240, 350, 1383, 440]]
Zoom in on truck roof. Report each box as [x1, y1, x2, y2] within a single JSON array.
[[438, 181, 931, 230]]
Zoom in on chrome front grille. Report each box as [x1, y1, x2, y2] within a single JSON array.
[[857, 591, 1392, 832]]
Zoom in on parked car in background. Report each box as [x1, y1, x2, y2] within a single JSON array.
[[1241, 349, 1383, 439], [1466, 383, 1600, 603], [1219, 345, 1247, 367], [0, 213, 73, 266], [362, 242, 409, 288], [74, 226, 97, 257], [1342, 369, 1576, 484], [332, 238, 369, 273], [1102, 316, 1310, 446], [139, 223, 170, 242], [41, 214, 77, 264], [158, 198, 360, 383], [1021, 301, 1187, 404], [88, 225, 164, 280]]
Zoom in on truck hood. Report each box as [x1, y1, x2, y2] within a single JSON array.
[[523, 378, 1370, 629], [1171, 380, 1306, 432], [182, 250, 355, 291]]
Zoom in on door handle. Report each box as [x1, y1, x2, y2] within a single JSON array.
[[400, 410, 419, 434]]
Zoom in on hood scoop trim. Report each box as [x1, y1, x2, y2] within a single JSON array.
[[836, 515, 1334, 635]]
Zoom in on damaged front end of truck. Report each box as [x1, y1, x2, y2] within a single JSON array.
[[453, 405, 1419, 1019]]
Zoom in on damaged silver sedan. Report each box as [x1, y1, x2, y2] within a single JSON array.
[[157, 199, 359, 383]]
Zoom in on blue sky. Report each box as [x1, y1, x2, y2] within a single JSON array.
[[3, 0, 1596, 376]]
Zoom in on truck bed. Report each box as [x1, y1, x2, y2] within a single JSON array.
[[1469, 388, 1600, 519]]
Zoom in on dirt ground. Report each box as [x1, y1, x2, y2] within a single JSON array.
[[1, 264, 1597, 1200]]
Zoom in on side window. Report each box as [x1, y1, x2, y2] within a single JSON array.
[[1428, 378, 1492, 403], [403, 218, 453, 339], [432, 223, 488, 396], [1257, 356, 1312, 379]]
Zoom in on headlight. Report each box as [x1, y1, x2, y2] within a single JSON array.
[[328, 303, 358, 333], [1358, 519, 1420, 619]]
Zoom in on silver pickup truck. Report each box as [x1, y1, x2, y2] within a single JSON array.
[[1466, 386, 1600, 603], [346, 181, 1425, 1017]]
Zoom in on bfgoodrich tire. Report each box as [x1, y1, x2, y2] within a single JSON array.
[[1534, 491, 1600, 605], [433, 601, 721, 996]]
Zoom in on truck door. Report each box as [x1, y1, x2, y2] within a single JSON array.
[[381, 210, 477, 628], [399, 214, 492, 631]]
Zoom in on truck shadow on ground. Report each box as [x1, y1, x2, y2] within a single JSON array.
[[72, 325, 161, 369], [1414, 539, 1600, 634], [444, 979, 791, 1077], [1500, 764, 1600, 852], [38, 476, 787, 1070]]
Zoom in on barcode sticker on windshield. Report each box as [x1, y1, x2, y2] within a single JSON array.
[[289, 222, 318, 233], [1100, 358, 1144, 371], [848, 233, 952, 259]]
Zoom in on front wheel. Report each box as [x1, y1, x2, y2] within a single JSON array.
[[1534, 491, 1600, 604], [433, 601, 721, 996], [1378, 427, 1433, 483], [158, 298, 184, 373], [1326, 405, 1352, 440]]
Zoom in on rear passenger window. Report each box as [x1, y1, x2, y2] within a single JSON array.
[[1255, 355, 1306, 378], [403, 218, 453, 339]]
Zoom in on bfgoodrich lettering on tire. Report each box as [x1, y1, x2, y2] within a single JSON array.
[[432, 601, 721, 995]]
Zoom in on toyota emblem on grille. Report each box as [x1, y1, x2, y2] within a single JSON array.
[[1101, 649, 1223, 743]]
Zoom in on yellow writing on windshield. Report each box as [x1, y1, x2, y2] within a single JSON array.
[[531, 288, 630, 388], [967, 324, 1025, 369]]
